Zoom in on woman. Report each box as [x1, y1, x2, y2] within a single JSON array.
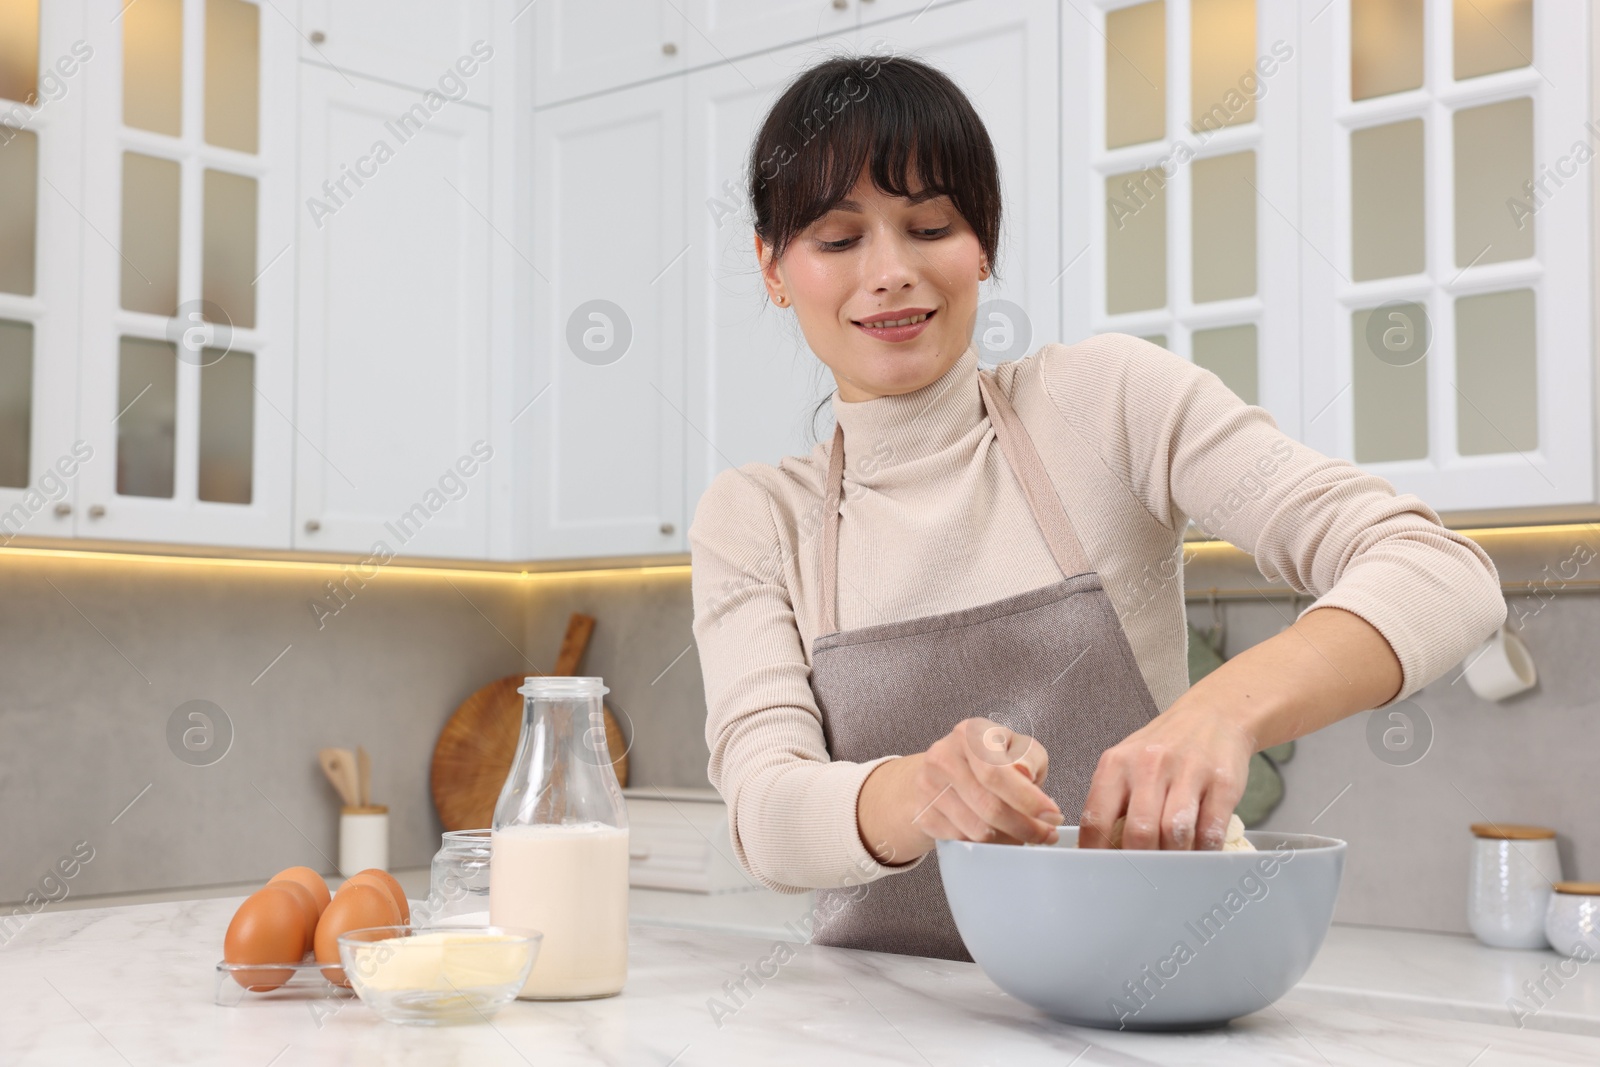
[[688, 54, 1504, 962]]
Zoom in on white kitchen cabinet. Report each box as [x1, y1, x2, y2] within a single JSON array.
[[519, 75, 687, 560], [681, 0, 979, 75], [680, 0, 855, 70], [856, 0, 970, 25], [683, 0, 1061, 510], [533, 0, 974, 109], [1296, 0, 1592, 515], [74, 0, 298, 549], [293, 64, 496, 558], [531, 0, 687, 108], [0, 3, 87, 545], [1063, 0, 1303, 440], [296, 0, 495, 94]]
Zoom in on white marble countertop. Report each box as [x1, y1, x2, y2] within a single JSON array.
[[4, 896, 1600, 1066], [41, 866, 819, 942]]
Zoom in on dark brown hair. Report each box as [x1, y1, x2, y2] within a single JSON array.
[[748, 49, 1003, 280]]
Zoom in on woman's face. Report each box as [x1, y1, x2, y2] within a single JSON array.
[[757, 165, 987, 402]]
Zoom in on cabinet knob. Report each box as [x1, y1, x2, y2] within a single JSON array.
[[305, 519, 321, 533], [661, 41, 677, 56], [88, 504, 105, 519], [659, 522, 675, 536], [53, 503, 71, 518], [833, 0, 848, 8], [309, 30, 326, 44]]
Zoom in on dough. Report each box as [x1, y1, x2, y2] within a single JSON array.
[[1088, 812, 1255, 851]]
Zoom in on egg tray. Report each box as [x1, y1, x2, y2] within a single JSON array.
[[213, 958, 357, 1007]]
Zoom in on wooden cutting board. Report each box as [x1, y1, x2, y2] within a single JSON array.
[[430, 613, 629, 831]]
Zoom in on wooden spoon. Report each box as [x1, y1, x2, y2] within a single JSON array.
[[356, 746, 371, 808], [318, 747, 359, 808]]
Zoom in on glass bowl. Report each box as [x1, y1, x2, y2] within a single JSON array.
[[337, 924, 541, 1025]]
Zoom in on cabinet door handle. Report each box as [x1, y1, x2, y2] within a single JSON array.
[[833, 0, 848, 8], [53, 503, 71, 517], [309, 30, 326, 44], [659, 522, 675, 536], [661, 41, 677, 56], [305, 519, 321, 533], [88, 504, 105, 519]]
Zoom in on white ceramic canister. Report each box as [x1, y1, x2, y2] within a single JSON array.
[[1467, 823, 1562, 950], [339, 804, 390, 874], [1545, 882, 1600, 958]]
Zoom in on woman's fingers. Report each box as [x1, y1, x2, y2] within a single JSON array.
[[1158, 779, 1203, 850], [960, 718, 1050, 786], [1117, 759, 1169, 851], [1078, 700, 1257, 850], [1195, 775, 1242, 851], [910, 801, 963, 844], [963, 721, 1062, 842], [1077, 753, 1128, 849], [919, 720, 1060, 844]]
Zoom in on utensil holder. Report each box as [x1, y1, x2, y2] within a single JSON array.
[[340, 805, 389, 874]]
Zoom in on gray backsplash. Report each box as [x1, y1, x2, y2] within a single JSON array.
[[2, 549, 1591, 939], [1196, 590, 1598, 935]]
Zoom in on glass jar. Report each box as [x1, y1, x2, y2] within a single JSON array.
[[1467, 822, 1562, 949], [421, 828, 492, 926], [489, 676, 629, 1000]]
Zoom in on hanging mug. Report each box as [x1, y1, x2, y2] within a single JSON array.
[[1462, 626, 1537, 702]]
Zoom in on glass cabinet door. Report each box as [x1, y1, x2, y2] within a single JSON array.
[[75, 0, 293, 547], [1299, 0, 1590, 513], [1068, 0, 1303, 439], [0, 0, 83, 543]]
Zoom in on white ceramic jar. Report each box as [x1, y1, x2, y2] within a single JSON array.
[[1545, 882, 1600, 958], [339, 804, 389, 874], [1467, 823, 1562, 950]]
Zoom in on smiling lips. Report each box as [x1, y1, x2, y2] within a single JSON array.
[[853, 308, 936, 341]]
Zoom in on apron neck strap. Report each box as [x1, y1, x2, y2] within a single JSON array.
[[819, 368, 1091, 633]]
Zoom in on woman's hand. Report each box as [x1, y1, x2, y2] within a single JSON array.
[[1078, 606, 1404, 850], [858, 718, 1065, 864], [1077, 697, 1256, 850]]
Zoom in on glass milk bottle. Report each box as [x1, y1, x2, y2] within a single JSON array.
[[490, 677, 629, 999]]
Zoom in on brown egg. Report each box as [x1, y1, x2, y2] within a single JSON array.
[[265, 879, 319, 953], [271, 865, 331, 916], [314, 883, 400, 987], [343, 869, 409, 924], [224, 886, 306, 990]]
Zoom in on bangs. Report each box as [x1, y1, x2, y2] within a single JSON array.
[[749, 52, 1002, 275]]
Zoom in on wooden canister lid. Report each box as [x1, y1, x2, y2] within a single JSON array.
[[341, 804, 389, 815], [1554, 881, 1600, 895], [1470, 822, 1556, 840]]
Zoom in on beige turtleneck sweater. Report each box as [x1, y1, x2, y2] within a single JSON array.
[[688, 334, 1505, 894]]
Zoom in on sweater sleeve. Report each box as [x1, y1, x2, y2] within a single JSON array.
[[688, 466, 928, 892], [1040, 334, 1506, 702]]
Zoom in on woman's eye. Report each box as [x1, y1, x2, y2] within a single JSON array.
[[816, 226, 949, 251]]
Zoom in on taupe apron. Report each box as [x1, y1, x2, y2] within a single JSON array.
[[809, 369, 1160, 962]]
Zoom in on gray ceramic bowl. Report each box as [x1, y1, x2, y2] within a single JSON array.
[[938, 828, 1345, 1031]]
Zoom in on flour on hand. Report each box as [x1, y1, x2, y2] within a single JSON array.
[[1088, 812, 1255, 851]]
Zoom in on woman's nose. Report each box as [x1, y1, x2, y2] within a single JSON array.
[[861, 224, 925, 292]]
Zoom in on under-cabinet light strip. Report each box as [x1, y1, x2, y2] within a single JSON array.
[[3, 521, 1597, 585], [0, 544, 691, 582]]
